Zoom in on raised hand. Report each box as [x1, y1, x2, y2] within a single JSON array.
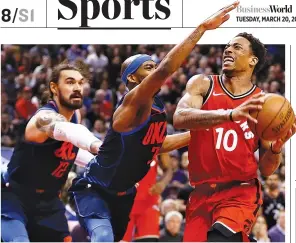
[[201, 1, 239, 30]]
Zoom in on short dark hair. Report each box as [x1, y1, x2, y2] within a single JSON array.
[[236, 32, 267, 73], [48, 59, 90, 98]]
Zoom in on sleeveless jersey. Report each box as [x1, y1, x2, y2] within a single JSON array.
[[7, 101, 79, 192], [188, 75, 261, 186], [84, 95, 167, 192]]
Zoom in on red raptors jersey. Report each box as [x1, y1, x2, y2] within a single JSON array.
[[188, 75, 261, 186], [131, 160, 159, 215]]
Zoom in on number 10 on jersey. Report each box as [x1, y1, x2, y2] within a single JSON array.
[[215, 128, 238, 152]]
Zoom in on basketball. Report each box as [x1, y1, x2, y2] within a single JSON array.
[[248, 94, 295, 141]]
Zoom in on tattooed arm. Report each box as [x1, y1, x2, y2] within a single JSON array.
[[174, 74, 265, 130], [25, 110, 102, 153], [25, 110, 67, 142], [174, 75, 231, 130]]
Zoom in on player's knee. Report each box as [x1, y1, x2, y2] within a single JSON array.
[[90, 225, 114, 242]]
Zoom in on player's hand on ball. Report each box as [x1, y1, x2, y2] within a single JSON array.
[[271, 116, 296, 153], [231, 92, 265, 123], [201, 0, 239, 30], [149, 181, 166, 195]]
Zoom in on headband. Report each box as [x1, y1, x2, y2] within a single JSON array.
[[121, 54, 152, 84]]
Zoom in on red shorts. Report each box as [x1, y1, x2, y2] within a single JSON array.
[[122, 204, 160, 241], [184, 179, 262, 242]]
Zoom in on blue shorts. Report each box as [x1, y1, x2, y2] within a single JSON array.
[[69, 178, 136, 241], [1, 182, 70, 242]]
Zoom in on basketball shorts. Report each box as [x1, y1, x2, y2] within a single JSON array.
[[183, 178, 262, 242], [1, 181, 71, 242]]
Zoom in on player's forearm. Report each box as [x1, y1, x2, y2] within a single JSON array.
[[53, 122, 102, 153], [35, 111, 102, 153], [158, 25, 206, 77], [259, 147, 282, 177], [174, 108, 231, 130], [159, 132, 191, 153]]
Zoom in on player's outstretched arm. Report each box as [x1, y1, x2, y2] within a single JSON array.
[[174, 75, 265, 130], [259, 120, 296, 176], [25, 110, 102, 154], [159, 131, 191, 153], [127, 1, 239, 103]]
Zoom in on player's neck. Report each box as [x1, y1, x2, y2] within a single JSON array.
[[53, 98, 75, 121], [222, 73, 254, 96]]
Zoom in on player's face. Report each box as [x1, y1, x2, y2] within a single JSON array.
[[134, 61, 157, 83], [222, 36, 256, 74], [57, 70, 85, 110]]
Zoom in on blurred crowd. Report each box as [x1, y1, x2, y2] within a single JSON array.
[[1, 44, 286, 242]]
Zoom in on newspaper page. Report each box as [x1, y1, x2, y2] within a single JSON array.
[[0, 0, 295, 242]]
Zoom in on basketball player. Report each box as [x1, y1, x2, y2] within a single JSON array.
[[122, 154, 173, 242], [69, 2, 240, 242], [173, 33, 296, 242], [1, 61, 103, 242]]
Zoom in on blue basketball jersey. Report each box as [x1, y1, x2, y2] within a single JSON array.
[[6, 101, 79, 192], [84, 95, 167, 192]]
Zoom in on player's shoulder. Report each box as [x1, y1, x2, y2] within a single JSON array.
[[32, 108, 58, 120], [186, 74, 212, 97], [33, 101, 59, 117]]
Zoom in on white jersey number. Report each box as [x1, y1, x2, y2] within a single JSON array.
[[215, 128, 238, 152]]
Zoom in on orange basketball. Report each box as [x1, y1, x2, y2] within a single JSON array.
[[248, 94, 295, 141]]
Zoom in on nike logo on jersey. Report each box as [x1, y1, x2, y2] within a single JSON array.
[[213, 92, 226, 96]]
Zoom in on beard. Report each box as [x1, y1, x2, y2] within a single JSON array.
[[58, 90, 83, 110]]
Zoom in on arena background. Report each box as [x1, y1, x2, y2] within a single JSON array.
[[1, 44, 286, 242]]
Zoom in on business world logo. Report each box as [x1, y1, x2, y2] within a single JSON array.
[[236, 5, 292, 14]]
